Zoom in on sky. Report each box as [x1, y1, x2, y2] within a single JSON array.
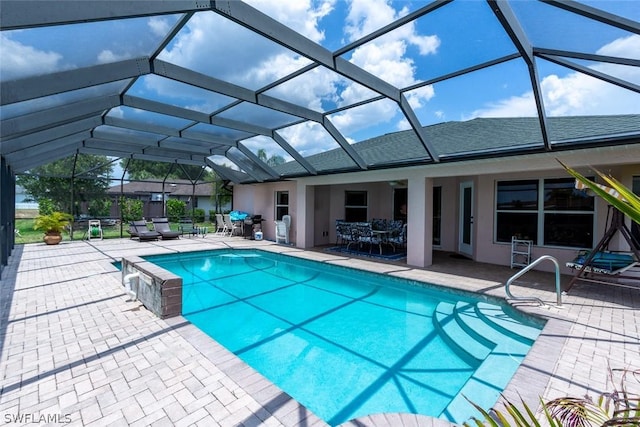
[[1, 0, 639, 169]]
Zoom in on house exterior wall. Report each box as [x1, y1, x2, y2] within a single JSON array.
[[325, 182, 394, 246], [233, 181, 297, 242], [232, 146, 640, 273], [467, 165, 639, 272]]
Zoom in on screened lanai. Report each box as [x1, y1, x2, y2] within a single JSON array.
[[1, 0, 640, 273]]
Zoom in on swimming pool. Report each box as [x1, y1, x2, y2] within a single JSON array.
[[144, 249, 543, 425]]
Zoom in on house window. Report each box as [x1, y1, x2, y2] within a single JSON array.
[[345, 191, 367, 222], [275, 191, 289, 220], [496, 178, 594, 248]]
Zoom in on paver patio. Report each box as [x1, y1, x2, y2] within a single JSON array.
[[1, 235, 638, 426]]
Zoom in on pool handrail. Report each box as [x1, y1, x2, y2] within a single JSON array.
[[505, 255, 563, 307]]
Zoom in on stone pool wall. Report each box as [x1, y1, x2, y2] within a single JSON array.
[[121, 256, 182, 318]]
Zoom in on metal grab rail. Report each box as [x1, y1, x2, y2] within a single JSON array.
[[505, 255, 563, 307]]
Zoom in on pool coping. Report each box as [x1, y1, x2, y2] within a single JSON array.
[[161, 245, 574, 426]]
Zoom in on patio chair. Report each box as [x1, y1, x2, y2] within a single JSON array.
[[355, 222, 383, 254], [215, 214, 227, 235], [223, 214, 241, 236], [386, 223, 407, 252], [336, 220, 355, 247], [275, 220, 287, 244], [127, 220, 160, 241], [151, 218, 181, 240], [371, 218, 387, 231]]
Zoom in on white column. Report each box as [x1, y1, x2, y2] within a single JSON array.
[[295, 183, 314, 248], [406, 176, 433, 267]]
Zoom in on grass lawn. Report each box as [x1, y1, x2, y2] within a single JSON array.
[[14, 219, 215, 244]]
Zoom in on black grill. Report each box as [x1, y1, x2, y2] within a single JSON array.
[[243, 215, 264, 239]]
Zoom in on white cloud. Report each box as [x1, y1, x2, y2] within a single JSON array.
[[268, 66, 345, 111], [264, 0, 440, 149], [463, 93, 537, 120], [243, 0, 336, 43], [597, 34, 640, 59], [150, 0, 439, 152], [408, 33, 440, 56], [278, 122, 339, 156], [0, 34, 64, 80], [157, 12, 314, 91], [97, 49, 131, 64], [405, 85, 435, 110], [148, 17, 172, 38], [107, 106, 126, 119], [344, 0, 406, 41], [465, 34, 640, 119], [336, 0, 438, 136], [244, 53, 315, 90]]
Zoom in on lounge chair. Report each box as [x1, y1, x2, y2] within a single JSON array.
[[566, 251, 638, 275], [127, 220, 160, 241], [151, 218, 181, 240]]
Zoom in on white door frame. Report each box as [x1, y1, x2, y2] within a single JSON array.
[[459, 181, 474, 257]]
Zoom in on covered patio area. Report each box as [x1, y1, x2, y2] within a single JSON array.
[[1, 236, 638, 425]]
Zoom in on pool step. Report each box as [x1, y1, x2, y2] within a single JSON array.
[[433, 301, 541, 424], [476, 302, 541, 344], [455, 302, 532, 355], [433, 302, 492, 366]]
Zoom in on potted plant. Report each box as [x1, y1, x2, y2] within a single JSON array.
[[33, 211, 72, 245]]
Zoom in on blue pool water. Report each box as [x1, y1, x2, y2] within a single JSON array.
[[144, 249, 543, 425]]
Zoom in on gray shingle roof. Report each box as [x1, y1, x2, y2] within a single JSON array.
[[274, 115, 640, 176], [107, 179, 212, 197]]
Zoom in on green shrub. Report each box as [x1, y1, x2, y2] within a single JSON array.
[[88, 198, 112, 217], [119, 197, 143, 222], [38, 198, 55, 216], [166, 199, 186, 222], [193, 208, 205, 223]]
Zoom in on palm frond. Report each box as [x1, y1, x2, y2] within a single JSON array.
[[558, 160, 640, 225]]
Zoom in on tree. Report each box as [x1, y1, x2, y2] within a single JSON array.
[[17, 154, 113, 215], [257, 148, 285, 167], [211, 174, 232, 213]]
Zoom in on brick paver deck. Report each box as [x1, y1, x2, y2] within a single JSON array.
[[1, 236, 638, 426]]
